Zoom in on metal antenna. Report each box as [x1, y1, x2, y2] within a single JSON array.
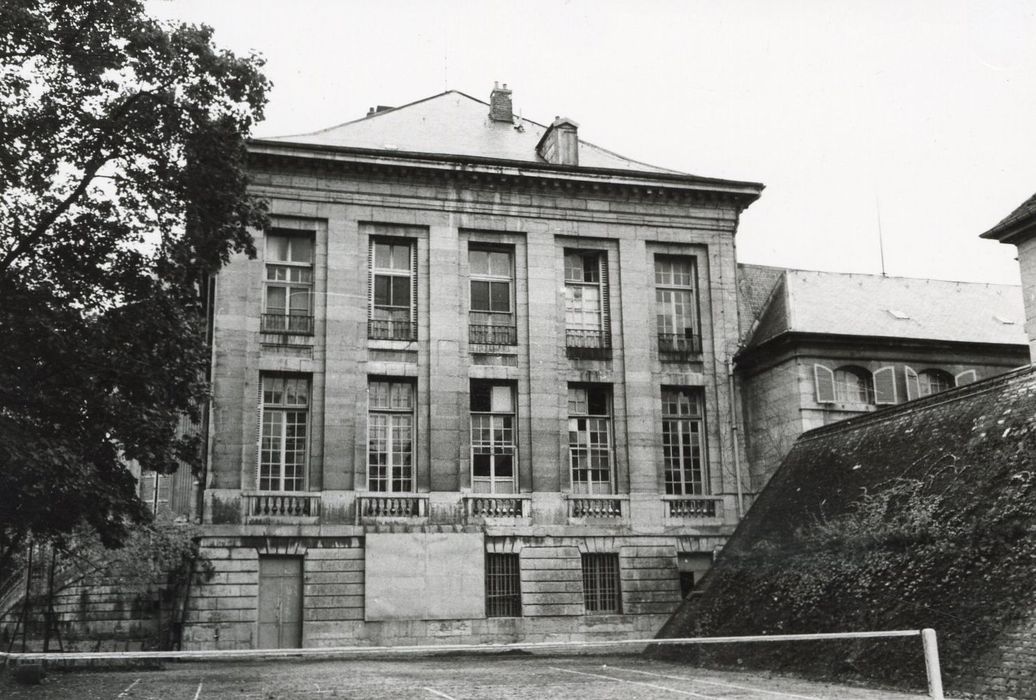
[[876, 195, 888, 277]]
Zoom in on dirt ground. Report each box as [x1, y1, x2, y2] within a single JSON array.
[[0, 653, 939, 699]]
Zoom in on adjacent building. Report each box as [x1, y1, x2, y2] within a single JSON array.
[[735, 264, 1028, 489], [183, 86, 765, 649]]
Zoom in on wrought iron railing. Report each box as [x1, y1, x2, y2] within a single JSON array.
[[565, 329, 612, 360], [367, 319, 417, 341], [261, 314, 314, 335], [464, 494, 531, 519], [245, 492, 320, 518], [566, 494, 628, 520], [658, 331, 700, 358], [469, 324, 518, 346], [663, 495, 722, 519]]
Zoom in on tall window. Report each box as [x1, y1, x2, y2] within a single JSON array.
[[568, 385, 613, 494], [918, 369, 954, 397], [564, 250, 610, 358], [259, 375, 309, 491], [470, 382, 516, 494], [662, 388, 706, 495], [138, 472, 171, 514], [368, 379, 414, 492], [485, 553, 522, 617], [369, 239, 416, 340], [655, 256, 699, 356], [581, 553, 621, 613], [833, 366, 874, 404], [469, 247, 516, 345], [264, 232, 314, 334]]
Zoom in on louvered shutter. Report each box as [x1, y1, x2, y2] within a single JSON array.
[[904, 366, 919, 401], [255, 376, 263, 490], [410, 241, 418, 335], [599, 253, 610, 345], [814, 365, 835, 403], [874, 366, 897, 404], [955, 369, 977, 386], [367, 238, 374, 326]]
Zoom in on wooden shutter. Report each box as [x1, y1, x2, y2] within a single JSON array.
[[873, 366, 897, 404], [813, 365, 835, 403], [255, 375, 263, 490], [367, 237, 374, 323], [904, 366, 919, 401], [410, 240, 418, 329], [955, 369, 977, 386], [599, 253, 610, 342]]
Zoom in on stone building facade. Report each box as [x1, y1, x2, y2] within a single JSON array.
[[183, 86, 764, 649], [735, 264, 1027, 489]]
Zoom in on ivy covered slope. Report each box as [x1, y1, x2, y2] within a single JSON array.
[[655, 366, 1036, 694]]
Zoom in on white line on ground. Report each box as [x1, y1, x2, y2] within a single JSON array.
[[192, 680, 203, 700], [423, 687, 458, 700], [549, 666, 723, 699], [116, 678, 140, 697], [611, 666, 823, 700]]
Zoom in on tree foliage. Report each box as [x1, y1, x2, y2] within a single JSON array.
[[0, 0, 270, 575]]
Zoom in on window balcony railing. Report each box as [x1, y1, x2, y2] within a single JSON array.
[[356, 493, 428, 522], [469, 324, 518, 346], [261, 313, 315, 335], [658, 331, 701, 359], [565, 329, 612, 360], [663, 495, 722, 520], [245, 491, 320, 519], [464, 494, 531, 520], [367, 319, 417, 341], [566, 494, 629, 520]]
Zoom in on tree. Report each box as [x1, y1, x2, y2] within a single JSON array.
[[0, 0, 270, 577]]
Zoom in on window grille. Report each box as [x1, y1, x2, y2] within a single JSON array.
[[581, 553, 621, 613], [486, 553, 522, 617]]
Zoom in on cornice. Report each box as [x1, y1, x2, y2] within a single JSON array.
[[247, 140, 764, 212]]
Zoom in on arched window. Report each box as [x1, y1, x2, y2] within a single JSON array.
[[918, 369, 954, 397], [833, 366, 874, 404]]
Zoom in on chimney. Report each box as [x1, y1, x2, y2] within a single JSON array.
[[536, 116, 580, 166], [489, 82, 513, 123]]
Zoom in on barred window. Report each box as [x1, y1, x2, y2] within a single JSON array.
[[662, 388, 706, 495], [581, 553, 621, 613], [259, 374, 309, 491], [485, 553, 522, 617], [368, 379, 415, 492], [568, 385, 613, 495]]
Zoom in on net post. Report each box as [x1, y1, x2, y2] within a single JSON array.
[[921, 628, 944, 700]]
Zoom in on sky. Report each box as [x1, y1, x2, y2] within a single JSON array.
[[148, 0, 1036, 285]]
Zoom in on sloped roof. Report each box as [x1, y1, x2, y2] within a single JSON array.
[[739, 265, 1026, 348], [260, 90, 684, 175], [980, 191, 1036, 242], [654, 365, 1036, 692]]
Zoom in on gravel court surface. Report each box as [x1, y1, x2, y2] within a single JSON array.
[[0, 655, 936, 699]]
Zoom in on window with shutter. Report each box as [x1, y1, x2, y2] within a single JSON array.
[[919, 369, 954, 396], [904, 366, 919, 401], [954, 369, 978, 387], [564, 250, 611, 359], [873, 366, 898, 404], [814, 365, 835, 403], [833, 366, 875, 405]]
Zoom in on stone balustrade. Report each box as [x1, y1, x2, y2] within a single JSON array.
[[463, 494, 531, 520], [245, 491, 320, 519], [356, 493, 428, 521], [663, 495, 723, 519], [566, 494, 629, 520]]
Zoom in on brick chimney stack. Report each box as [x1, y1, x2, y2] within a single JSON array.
[[536, 116, 580, 166], [489, 82, 513, 122]]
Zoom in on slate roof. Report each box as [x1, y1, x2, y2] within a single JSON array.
[[980, 191, 1036, 242], [738, 264, 1026, 349], [261, 91, 685, 175]]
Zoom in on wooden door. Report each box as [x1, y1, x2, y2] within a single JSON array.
[[258, 557, 303, 648]]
